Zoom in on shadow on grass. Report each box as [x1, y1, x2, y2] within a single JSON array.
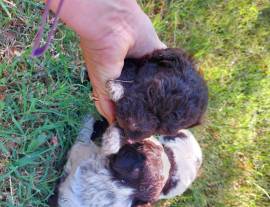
[[257, 7, 270, 25]]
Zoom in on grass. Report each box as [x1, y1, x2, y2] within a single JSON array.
[[0, 0, 269, 206]]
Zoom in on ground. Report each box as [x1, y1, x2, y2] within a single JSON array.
[[0, 0, 269, 206]]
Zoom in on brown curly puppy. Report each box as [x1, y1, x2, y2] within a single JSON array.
[[107, 48, 208, 141]]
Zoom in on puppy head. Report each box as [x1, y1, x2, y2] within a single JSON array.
[[116, 48, 208, 140], [116, 95, 158, 141], [109, 138, 168, 203]]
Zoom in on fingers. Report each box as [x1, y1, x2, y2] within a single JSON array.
[[93, 93, 116, 125], [89, 79, 116, 124], [79, 39, 127, 125]]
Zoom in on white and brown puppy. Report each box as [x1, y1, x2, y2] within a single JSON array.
[[57, 116, 169, 207], [57, 117, 202, 207]]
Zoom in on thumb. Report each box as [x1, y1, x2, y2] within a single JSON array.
[[93, 91, 116, 125]]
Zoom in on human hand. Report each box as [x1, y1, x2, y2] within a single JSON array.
[[45, 0, 166, 124]]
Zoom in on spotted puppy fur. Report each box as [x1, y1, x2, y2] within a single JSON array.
[[58, 117, 133, 207], [57, 116, 169, 207], [57, 117, 202, 207]]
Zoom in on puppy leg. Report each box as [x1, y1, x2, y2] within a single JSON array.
[[101, 125, 122, 155], [77, 114, 95, 143], [106, 80, 124, 102], [64, 115, 97, 175], [58, 116, 100, 207]]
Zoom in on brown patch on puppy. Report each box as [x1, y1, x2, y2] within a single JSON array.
[[109, 139, 165, 203], [162, 146, 178, 195], [163, 132, 187, 141]]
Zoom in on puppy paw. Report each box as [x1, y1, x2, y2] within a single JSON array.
[[77, 115, 95, 143], [102, 125, 122, 155], [106, 80, 124, 102]]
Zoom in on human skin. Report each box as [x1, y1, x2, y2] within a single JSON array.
[[44, 0, 166, 123]]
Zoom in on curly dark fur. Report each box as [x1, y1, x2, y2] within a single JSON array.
[[114, 48, 208, 141], [109, 140, 165, 203]]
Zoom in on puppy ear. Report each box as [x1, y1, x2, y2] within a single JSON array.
[[109, 144, 145, 180]]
